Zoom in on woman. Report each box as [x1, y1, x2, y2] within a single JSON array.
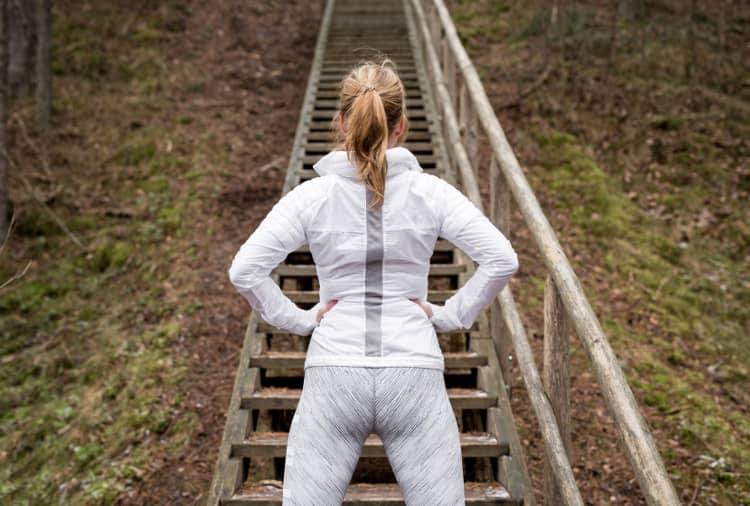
[[228, 59, 519, 505]]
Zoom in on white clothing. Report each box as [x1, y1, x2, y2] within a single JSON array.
[[228, 147, 519, 371]]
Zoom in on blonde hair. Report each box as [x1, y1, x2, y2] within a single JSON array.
[[333, 59, 408, 209]]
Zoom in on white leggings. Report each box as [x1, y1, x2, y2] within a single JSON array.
[[281, 366, 466, 505]]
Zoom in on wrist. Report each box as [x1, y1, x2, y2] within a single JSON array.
[[425, 300, 462, 333], [298, 301, 323, 336]]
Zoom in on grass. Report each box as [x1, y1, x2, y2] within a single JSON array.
[[0, 2, 212, 504], [448, 1, 749, 501]]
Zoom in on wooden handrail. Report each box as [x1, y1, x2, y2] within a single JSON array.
[[410, 1, 682, 505], [407, 1, 583, 504]]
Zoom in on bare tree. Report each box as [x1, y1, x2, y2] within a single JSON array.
[[618, 0, 644, 20], [35, 0, 50, 133], [685, 0, 697, 82], [0, 0, 8, 242], [605, 0, 619, 83], [8, 0, 35, 98]]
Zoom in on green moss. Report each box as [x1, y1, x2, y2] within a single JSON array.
[[91, 241, 131, 272], [118, 139, 157, 166], [14, 211, 63, 237], [0, 280, 69, 314], [140, 175, 169, 194], [535, 130, 631, 238], [649, 114, 685, 131]]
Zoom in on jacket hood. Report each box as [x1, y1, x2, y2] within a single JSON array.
[[312, 146, 423, 179]]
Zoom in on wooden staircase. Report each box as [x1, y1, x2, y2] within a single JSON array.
[[209, 0, 684, 503], [208, 0, 533, 504]]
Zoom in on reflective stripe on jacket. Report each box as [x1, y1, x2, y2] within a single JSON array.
[[228, 147, 519, 371]]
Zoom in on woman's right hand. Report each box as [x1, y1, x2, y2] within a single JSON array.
[[316, 299, 338, 322]]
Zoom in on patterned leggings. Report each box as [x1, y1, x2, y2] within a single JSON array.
[[281, 366, 465, 505]]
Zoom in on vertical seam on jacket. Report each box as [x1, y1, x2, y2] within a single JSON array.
[[364, 186, 384, 356]]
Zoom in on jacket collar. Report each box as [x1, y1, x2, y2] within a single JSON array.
[[312, 146, 423, 179]]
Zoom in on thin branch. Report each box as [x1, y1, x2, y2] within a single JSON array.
[[0, 211, 16, 257], [2, 149, 85, 250], [9, 112, 52, 177], [0, 259, 32, 290], [257, 156, 286, 175]]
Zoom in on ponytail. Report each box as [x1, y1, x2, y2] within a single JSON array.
[[334, 60, 407, 209], [345, 89, 389, 209]]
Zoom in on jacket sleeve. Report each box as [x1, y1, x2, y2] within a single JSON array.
[[424, 179, 519, 333], [227, 183, 324, 336]]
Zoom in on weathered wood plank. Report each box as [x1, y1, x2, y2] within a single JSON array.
[[543, 274, 572, 505], [424, 1, 681, 504], [249, 350, 487, 369], [241, 387, 497, 410], [228, 481, 520, 505], [232, 431, 507, 458], [273, 262, 465, 277]]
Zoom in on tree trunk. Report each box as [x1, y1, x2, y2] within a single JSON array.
[[35, 0, 50, 133], [604, 0, 619, 83], [618, 0, 644, 20], [8, 0, 35, 98], [0, 0, 9, 242], [684, 0, 696, 82]]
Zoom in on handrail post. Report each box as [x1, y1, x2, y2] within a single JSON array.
[[490, 155, 513, 394], [442, 34, 457, 109], [543, 274, 572, 504], [428, 1, 682, 503], [459, 81, 479, 173]]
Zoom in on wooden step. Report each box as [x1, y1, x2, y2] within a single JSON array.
[[249, 350, 487, 369], [256, 319, 478, 334], [283, 289, 457, 304], [312, 108, 426, 120], [320, 66, 417, 74], [314, 90, 421, 99], [233, 431, 507, 458], [273, 262, 465, 277], [242, 387, 497, 410], [302, 154, 435, 166], [228, 481, 519, 505], [294, 238, 456, 253], [305, 130, 431, 141], [314, 98, 424, 108], [317, 81, 421, 90], [304, 141, 433, 154], [310, 119, 430, 130]]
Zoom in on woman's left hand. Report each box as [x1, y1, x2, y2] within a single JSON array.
[[317, 299, 338, 322], [408, 298, 433, 318]]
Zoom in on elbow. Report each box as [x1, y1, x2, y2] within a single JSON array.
[[228, 260, 257, 291], [508, 248, 520, 275], [487, 246, 519, 280], [228, 263, 243, 289]]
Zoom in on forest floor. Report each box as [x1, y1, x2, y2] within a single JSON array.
[[0, 0, 747, 505], [446, 1, 749, 504]]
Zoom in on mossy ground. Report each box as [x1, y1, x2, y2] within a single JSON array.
[[449, 0, 749, 503], [0, 2, 218, 504]]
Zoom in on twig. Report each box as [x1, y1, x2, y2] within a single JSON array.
[[0, 260, 32, 290], [498, 62, 554, 110], [0, 212, 16, 257], [687, 473, 705, 506], [518, 62, 553, 102], [2, 149, 85, 250], [9, 113, 52, 177], [120, 0, 152, 36], [257, 156, 286, 174]]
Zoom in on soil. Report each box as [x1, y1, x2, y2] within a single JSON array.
[[112, 0, 324, 504], [105, 1, 741, 505]]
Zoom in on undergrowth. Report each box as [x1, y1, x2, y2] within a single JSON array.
[[450, 0, 749, 503]]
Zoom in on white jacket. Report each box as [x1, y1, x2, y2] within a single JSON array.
[[228, 147, 519, 371]]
